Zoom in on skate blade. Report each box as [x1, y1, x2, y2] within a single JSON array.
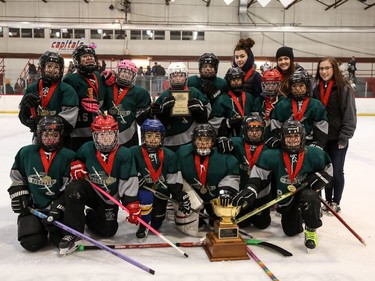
[[137, 229, 150, 243], [59, 243, 80, 255]]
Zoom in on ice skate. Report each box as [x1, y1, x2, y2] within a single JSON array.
[[59, 235, 81, 255], [136, 224, 149, 241], [304, 227, 318, 252]]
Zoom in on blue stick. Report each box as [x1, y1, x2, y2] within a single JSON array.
[[29, 207, 155, 275]]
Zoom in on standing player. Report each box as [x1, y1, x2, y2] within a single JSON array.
[[59, 114, 140, 254], [103, 60, 151, 147], [19, 51, 79, 146], [63, 45, 107, 151], [130, 119, 191, 238], [8, 116, 75, 251]]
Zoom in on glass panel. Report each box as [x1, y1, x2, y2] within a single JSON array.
[[130, 30, 141, 40], [0, 27, 3, 37], [74, 29, 85, 39], [196, 31, 205, 41], [62, 28, 73, 39], [170, 31, 181, 40], [50, 29, 61, 38], [90, 29, 102, 39], [34, 28, 44, 38], [21, 28, 32, 38], [182, 31, 193, 40], [9, 28, 20, 38], [103, 29, 113, 39], [154, 30, 165, 40], [143, 30, 154, 40], [115, 30, 126, 39]]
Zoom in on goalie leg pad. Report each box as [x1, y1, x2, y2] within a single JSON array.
[[182, 180, 204, 211], [174, 210, 203, 237], [17, 214, 48, 251]]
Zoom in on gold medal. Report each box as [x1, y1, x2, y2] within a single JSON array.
[[287, 185, 297, 193], [105, 176, 116, 186], [40, 108, 50, 116], [152, 183, 158, 190], [200, 186, 207, 194], [42, 175, 51, 184]]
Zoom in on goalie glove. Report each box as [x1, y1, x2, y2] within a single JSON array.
[[7, 185, 30, 215]]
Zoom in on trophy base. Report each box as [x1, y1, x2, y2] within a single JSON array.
[[203, 232, 249, 262]]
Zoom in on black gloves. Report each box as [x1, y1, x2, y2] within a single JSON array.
[[175, 191, 191, 214], [201, 80, 221, 100], [308, 142, 323, 150], [188, 98, 204, 115], [42, 201, 65, 230], [265, 137, 281, 149], [160, 96, 175, 114], [7, 185, 30, 215], [227, 114, 243, 129], [232, 186, 257, 208], [303, 171, 331, 192], [216, 137, 234, 154], [149, 103, 162, 116], [20, 94, 41, 109]]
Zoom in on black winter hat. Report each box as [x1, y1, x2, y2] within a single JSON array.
[[276, 47, 294, 61]]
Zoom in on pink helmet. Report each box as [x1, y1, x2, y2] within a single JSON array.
[[116, 60, 138, 87]]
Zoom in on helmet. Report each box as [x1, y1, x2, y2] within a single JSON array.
[[261, 69, 282, 97], [288, 68, 310, 100], [242, 115, 265, 145], [198, 53, 219, 78], [281, 119, 306, 154], [141, 119, 166, 153], [192, 123, 216, 156], [36, 115, 64, 152], [39, 51, 65, 83], [225, 67, 245, 94], [116, 60, 138, 87], [72, 45, 98, 76], [167, 62, 188, 90], [91, 114, 119, 153]]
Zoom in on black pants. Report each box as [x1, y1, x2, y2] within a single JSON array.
[[63, 180, 119, 238], [237, 195, 271, 230]]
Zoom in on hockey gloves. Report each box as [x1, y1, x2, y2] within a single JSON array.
[[101, 69, 116, 87], [265, 137, 281, 149], [126, 201, 141, 225], [160, 96, 175, 114], [70, 160, 88, 181], [216, 136, 234, 154], [20, 94, 41, 109], [232, 186, 257, 209], [8, 185, 30, 215], [81, 98, 99, 113], [175, 191, 191, 214], [226, 114, 243, 129], [201, 79, 221, 101], [304, 171, 331, 192]]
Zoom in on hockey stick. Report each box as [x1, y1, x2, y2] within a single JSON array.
[[247, 246, 280, 281], [28, 208, 155, 275], [234, 184, 306, 224], [79, 241, 205, 250], [86, 179, 189, 257], [319, 196, 366, 246]]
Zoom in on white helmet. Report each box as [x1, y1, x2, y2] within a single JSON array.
[[167, 62, 188, 90]]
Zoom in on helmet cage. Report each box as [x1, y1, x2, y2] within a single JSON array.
[[141, 119, 166, 153], [167, 62, 188, 90], [39, 51, 65, 83], [198, 53, 219, 78], [117, 60, 138, 87], [36, 116, 64, 152], [288, 69, 310, 100], [242, 116, 265, 145], [91, 115, 119, 153], [281, 120, 306, 154], [72, 45, 98, 75], [192, 124, 217, 156]]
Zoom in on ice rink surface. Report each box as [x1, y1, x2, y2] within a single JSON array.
[[0, 114, 373, 281]]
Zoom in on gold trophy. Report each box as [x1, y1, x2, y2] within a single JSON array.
[[204, 198, 249, 261]]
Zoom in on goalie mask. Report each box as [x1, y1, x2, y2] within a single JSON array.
[[281, 119, 306, 154], [198, 53, 219, 79], [192, 123, 216, 156], [39, 51, 64, 83], [72, 45, 98, 76], [262, 69, 282, 97], [288, 68, 311, 101], [37, 115, 64, 152], [225, 67, 245, 96], [141, 119, 165, 153], [91, 115, 119, 153], [117, 60, 138, 88], [167, 62, 188, 90], [242, 115, 265, 145]]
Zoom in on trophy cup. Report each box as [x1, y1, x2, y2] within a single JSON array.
[[203, 198, 249, 261]]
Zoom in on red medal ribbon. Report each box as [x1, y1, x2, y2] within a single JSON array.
[[292, 98, 309, 121], [319, 80, 334, 107], [141, 147, 165, 183], [244, 66, 255, 83], [39, 149, 57, 175], [228, 91, 246, 116], [38, 80, 58, 108], [282, 151, 305, 183], [113, 84, 130, 106], [82, 74, 99, 98], [194, 155, 209, 186], [95, 147, 119, 177], [244, 143, 264, 168]]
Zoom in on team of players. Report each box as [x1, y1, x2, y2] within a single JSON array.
[[8, 45, 341, 255]]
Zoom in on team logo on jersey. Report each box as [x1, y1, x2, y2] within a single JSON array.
[[28, 173, 57, 195]]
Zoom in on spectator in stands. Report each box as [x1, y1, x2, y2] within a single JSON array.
[[5, 79, 15, 94]]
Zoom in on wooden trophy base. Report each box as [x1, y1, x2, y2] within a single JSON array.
[[203, 232, 249, 262]]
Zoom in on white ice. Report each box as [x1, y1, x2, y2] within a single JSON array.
[[0, 114, 374, 281]]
